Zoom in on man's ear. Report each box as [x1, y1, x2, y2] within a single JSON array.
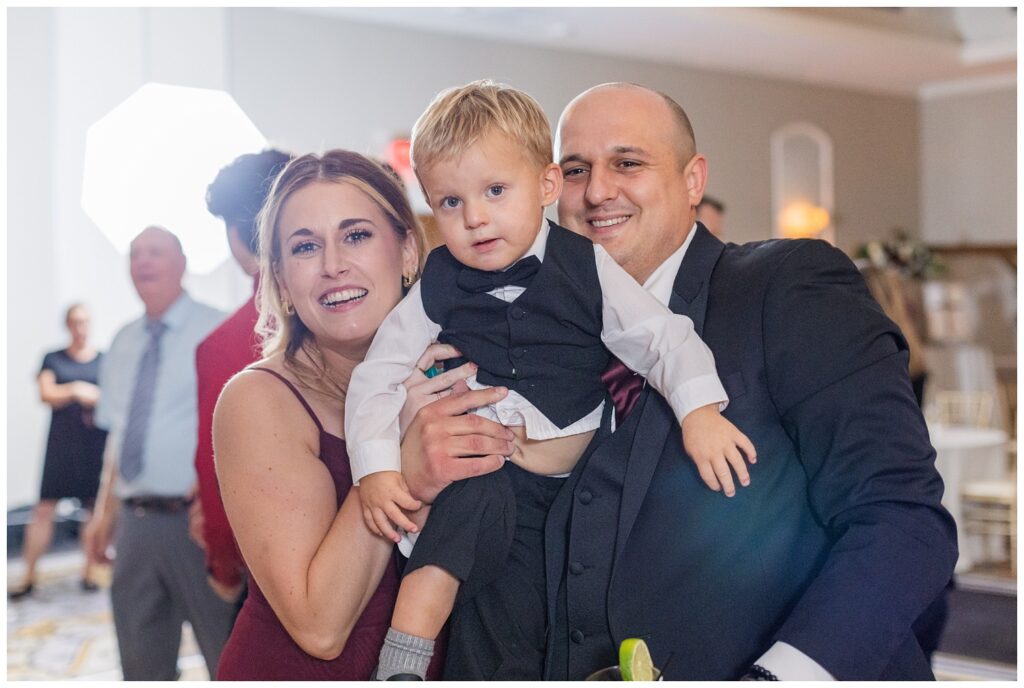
[[684, 153, 708, 208], [540, 162, 563, 208]]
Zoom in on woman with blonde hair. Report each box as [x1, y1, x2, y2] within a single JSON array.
[[213, 150, 505, 679]]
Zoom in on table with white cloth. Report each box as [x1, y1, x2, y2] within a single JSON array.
[[928, 423, 1010, 572]]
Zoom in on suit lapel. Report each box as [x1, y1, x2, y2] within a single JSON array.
[[613, 223, 726, 563], [667, 223, 724, 336]]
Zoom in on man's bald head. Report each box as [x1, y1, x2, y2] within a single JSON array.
[[555, 82, 709, 284], [132, 225, 185, 255], [129, 225, 187, 318], [560, 82, 697, 169]]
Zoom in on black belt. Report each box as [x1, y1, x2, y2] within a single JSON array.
[[123, 495, 191, 515]]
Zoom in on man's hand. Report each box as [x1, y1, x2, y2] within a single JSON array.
[[401, 385, 515, 504], [206, 574, 245, 604], [186, 483, 206, 551], [681, 404, 757, 497], [82, 512, 115, 565], [358, 471, 423, 543], [399, 343, 477, 436]]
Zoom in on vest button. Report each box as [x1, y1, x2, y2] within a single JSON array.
[[511, 346, 526, 358], [571, 629, 585, 644], [569, 562, 585, 575], [509, 305, 526, 320], [577, 490, 593, 505]]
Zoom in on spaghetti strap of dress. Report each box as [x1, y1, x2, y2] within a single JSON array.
[[249, 367, 326, 434]]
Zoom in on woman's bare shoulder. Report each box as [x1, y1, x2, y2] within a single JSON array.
[[216, 358, 314, 439]]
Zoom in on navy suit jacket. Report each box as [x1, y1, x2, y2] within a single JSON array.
[[543, 225, 958, 680]]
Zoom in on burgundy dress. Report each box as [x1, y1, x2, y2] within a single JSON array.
[[216, 368, 443, 680]]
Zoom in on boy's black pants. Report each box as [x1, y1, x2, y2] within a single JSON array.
[[404, 461, 565, 680]]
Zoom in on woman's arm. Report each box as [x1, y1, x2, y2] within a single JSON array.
[[38, 369, 100, 409], [214, 370, 394, 660]]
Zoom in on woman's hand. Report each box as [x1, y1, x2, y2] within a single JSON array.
[[401, 385, 515, 504], [399, 343, 477, 436], [71, 381, 101, 408]]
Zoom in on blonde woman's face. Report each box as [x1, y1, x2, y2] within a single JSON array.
[[274, 181, 418, 357]]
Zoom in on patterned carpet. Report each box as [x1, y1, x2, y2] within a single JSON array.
[[6, 547, 1017, 681], [7, 549, 208, 680]]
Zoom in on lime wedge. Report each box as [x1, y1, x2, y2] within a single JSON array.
[[619, 638, 654, 681]]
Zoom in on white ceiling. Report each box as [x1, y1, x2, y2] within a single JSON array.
[[290, 6, 1016, 98]]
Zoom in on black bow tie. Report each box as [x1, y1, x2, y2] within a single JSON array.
[[456, 255, 542, 294]]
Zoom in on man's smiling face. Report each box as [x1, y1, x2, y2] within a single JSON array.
[[556, 85, 703, 284]]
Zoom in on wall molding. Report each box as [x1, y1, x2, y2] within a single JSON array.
[[918, 72, 1016, 100]]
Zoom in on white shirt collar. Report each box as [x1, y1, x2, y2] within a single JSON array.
[[642, 223, 698, 307]]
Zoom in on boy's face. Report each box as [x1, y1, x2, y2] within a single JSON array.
[[419, 130, 562, 272]]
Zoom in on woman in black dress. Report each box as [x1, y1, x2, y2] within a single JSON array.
[[10, 304, 108, 598]]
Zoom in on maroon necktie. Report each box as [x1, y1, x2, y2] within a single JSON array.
[[602, 357, 644, 425]]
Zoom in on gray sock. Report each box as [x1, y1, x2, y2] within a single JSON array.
[[376, 627, 435, 680]]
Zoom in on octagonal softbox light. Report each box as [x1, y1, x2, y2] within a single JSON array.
[[82, 83, 268, 274]]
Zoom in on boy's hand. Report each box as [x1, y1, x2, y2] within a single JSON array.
[[357, 471, 423, 543], [681, 404, 757, 497]]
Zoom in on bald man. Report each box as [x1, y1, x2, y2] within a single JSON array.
[[541, 83, 956, 680], [86, 226, 234, 679]]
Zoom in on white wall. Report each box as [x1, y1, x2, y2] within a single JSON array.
[[9, 9, 58, 507], [920, 84, 1016, 245], [227, 9, 922, 254], [7, 7, 1015, 507], [7, 8, 250, 507]]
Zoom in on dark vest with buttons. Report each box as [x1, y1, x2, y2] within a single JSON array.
[[420, 221, 610, 429]]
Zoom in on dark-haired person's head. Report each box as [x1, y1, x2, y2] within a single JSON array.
[[207, 149, 292, 275], [696, 194, 726, 238]]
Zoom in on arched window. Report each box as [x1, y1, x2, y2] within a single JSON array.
[[770, 122, 835, 244]]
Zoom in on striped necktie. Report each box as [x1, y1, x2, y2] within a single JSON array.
[[120, 320, 167, 482]]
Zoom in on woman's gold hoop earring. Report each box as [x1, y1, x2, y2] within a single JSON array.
[[282, 300, 295, 316], [402, 271, 418, 288]]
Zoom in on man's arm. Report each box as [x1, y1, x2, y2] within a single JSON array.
[[83, 335, 122, 564], [761, 240, 957, 680], [83, 439, 119, 564], [193, 340, 246, 597]]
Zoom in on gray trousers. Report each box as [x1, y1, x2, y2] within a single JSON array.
[[111, 505, 236, 680]]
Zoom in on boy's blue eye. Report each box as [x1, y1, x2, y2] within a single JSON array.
[[440, 197, 460, 209], [486, 185, 505, 197]]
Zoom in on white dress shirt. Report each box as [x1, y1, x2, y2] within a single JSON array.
[[345, 221, 728, 485], [95, 292, 225, 498]]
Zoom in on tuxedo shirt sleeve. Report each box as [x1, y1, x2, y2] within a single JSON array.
[[759, 240, 956, 679], [595, 244, 727, 423], [345, 282, 441, 485]]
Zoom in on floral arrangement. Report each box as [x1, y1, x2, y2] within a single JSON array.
[[854, 229, 946, 280]]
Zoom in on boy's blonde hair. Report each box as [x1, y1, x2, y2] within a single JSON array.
[[411, 79, 553, 176]]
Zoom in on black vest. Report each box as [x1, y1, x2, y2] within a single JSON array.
[[420, 221, 610, 429]]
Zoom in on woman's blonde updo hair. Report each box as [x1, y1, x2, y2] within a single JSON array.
[[254, 150, 427, 401]]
